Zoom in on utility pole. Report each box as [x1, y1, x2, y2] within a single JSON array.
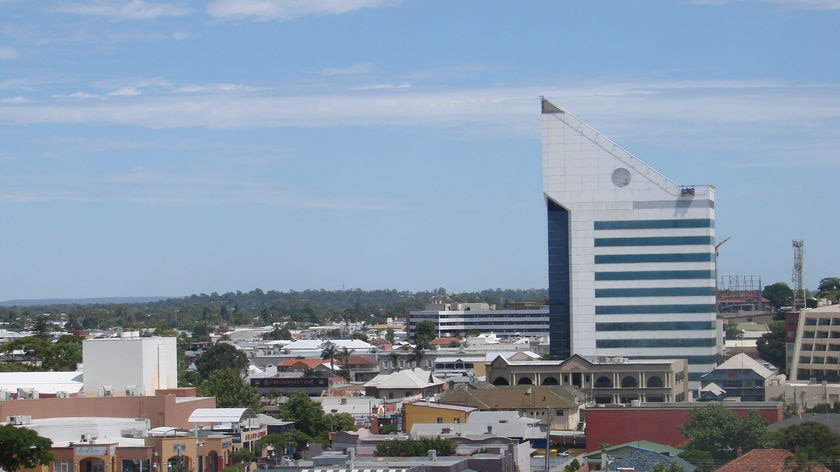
[[544, 407, 552, 472]]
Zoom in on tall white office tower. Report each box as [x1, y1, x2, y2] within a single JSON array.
[[542, 98, 718, 386]]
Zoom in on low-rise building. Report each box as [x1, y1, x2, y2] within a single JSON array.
[[700, 352, 782, 402], [584, 401, 784, 451], [409, 303, 549, 340], [486, 353, 690, 404], [363, 369, 445, 400], [402, 401, 477, 433], [437, 385, 582, 432]]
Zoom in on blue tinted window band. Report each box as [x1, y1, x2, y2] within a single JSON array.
[[596, 338, 717, 348], [596, 287, 714, 298], [595, 236, 714, 247], [596, 321, 716, 331], [631, 355, 718, 365], [594, 219, 713, 230], [595, 253, 714, 264], [596, 304, 715, 315], [595, 270, 714, 281]]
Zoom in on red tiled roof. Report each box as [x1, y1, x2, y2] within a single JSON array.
[[277, 358, 325, 369], [713, 449, 829, 472], [430, 337, 460, 346]]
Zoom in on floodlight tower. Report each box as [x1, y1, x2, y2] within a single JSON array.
[[792, 240, 806, 310]]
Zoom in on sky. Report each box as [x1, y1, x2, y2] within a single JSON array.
[[1, 0, 839, 301]]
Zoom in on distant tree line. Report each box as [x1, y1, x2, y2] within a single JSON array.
[[0, 287, 548, 332]]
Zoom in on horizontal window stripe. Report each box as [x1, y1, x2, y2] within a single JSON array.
[[634, 200, 715, 210], [595, 270, 715, 281], [595, 236, 714, 247], [596, 321, 716, 331], [596, 304, 715, 315], [595, 287, 715, 298], [594, 219, 714, 231], [596, 338, 717, 348], [595, 253, 714, 264], [632, 355, 718, 365]]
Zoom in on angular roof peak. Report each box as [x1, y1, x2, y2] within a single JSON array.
[[540, 97, 564, 114]]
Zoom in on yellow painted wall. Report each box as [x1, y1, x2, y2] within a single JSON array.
[[403, 403, 469, 433]]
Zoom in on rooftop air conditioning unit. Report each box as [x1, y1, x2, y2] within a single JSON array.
[[8, 415, 31, 425], [98, 385, 113, 397]]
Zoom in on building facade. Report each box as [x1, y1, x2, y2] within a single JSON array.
[[787, 305, 840, 382], [541, 99, 718, 384], [409, 303, 549, 339], [83, 334, 178, 396], [486, 353, 690, 404]]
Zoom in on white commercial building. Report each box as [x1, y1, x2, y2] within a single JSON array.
[[409, 303, 549, 339], [82, 333, 177, 396], [541, 99, 718, 385]]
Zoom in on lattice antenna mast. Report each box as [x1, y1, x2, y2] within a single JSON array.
[[792, 240, 806, 310]]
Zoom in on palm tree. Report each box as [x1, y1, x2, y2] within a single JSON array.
[[320, 344, 338, 373], [338, 347, 353, 381]]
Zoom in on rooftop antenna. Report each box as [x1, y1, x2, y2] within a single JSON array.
[[792, 240, 806, 310]]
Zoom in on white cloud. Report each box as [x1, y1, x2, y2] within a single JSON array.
[[51, 0, 194, 20], [346, 82, 411, 91], [760, 0, 840, 9], [319, 63, 375, 77], [2, 79, 838, 161], [1, 96, 26, 103], [0, 46, 20, 60], [108, 87, 142, 97], [206, 0, 402, 21]]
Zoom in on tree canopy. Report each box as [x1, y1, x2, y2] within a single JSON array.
[[762, 282, 794, 310], [756, 321, 786, 372], [817, 277, 840, 302], [194, 343, 249, 379], [413, 320, 436, 349], [0, 424, 54, 472], [772, 421, 840, 465], [196, 368, 260, 410], [678, 404, 772, 471]]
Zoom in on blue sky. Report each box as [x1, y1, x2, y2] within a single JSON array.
[[1, 0, 839, 300]]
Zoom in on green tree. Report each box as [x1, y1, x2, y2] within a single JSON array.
[[43, 334, 84, 371], [375, 437, 456, 457], [195, 343, 249, 379], [756, 321, 786, 372], [279, 391, 325, 438], [413, 320, 436, 349], [385, 327, 395, 344], [321, 344, 338, 373], [196, 368, 260, 410], [0, 424, 54, 472], [772, 421, 840, 463], [679, 405, 771, 469], [229, 449, 254, 464], [725, 323, 744, 341], [817, 277, 840, 302], [651, 462, 684, 472], [264, 326, 292, 341], [563, 458, 581, 472], [31, 315, 52, 340], [338, 347, 352, 380], [763, 282, 795, 310]]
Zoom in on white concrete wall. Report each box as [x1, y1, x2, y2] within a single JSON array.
[[83, 336, 178, 395]]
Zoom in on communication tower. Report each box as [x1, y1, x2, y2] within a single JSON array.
[[792, 240, 806, 310]]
